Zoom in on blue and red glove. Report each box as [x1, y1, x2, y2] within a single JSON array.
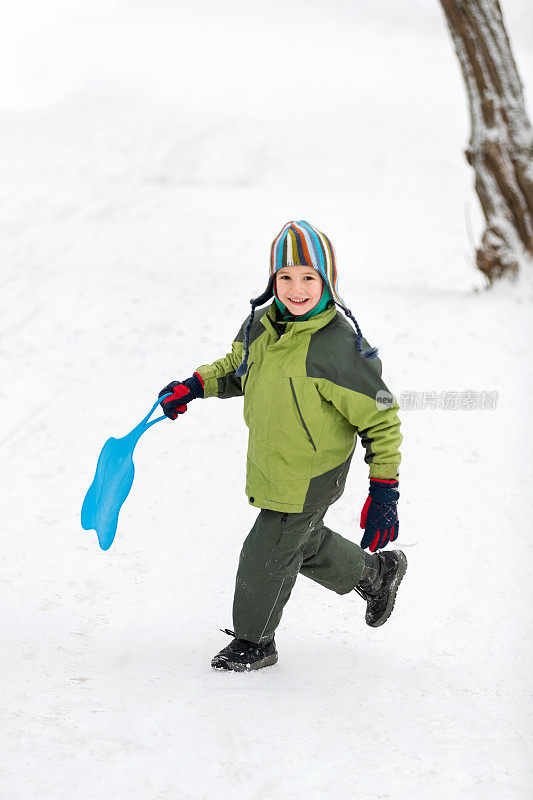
[[359, 478, 399, 551], [158, 373, 204, 420]]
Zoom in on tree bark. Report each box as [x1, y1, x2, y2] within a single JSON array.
[[439, 0, 533, 282]]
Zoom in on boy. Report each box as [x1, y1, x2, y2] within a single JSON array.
[[159, 221, 405, 671]]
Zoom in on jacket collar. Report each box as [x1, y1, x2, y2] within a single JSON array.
[[261, 301, 337, 337]]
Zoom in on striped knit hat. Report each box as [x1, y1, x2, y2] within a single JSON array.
[[235, 221, 377, 378]]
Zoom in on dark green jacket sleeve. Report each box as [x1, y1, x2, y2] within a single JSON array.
[[315, 351, 402, 480]]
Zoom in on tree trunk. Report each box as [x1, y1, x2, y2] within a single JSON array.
[[439, 0, 533, 282]]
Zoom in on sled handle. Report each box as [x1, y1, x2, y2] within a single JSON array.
[[142, 393, 172, 430]]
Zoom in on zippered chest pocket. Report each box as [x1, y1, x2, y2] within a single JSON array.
[[242, 362, 258, 427], [289, 378, 317, 451], [242, 362, 254, 393]]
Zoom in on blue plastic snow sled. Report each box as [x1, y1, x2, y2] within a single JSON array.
[[81, 394, 170, 551]]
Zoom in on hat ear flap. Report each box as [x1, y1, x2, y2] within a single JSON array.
[[251, 274, 275, 307]]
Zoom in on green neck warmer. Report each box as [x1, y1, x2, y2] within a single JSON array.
[[274, 285, 333, 321]]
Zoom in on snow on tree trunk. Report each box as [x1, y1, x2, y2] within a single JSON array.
[[439, 0, 533, 282]]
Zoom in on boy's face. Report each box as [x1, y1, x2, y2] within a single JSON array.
[[275, 266, 324, 316]]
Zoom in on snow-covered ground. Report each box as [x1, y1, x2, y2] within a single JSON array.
[[1, 1, 532, 798]]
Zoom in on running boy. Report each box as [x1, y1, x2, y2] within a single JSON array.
[[159, 221, 405, 672]]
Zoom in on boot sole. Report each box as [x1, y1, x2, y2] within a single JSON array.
[[211, 652, 278, 672], [367, 550, 408, 628]]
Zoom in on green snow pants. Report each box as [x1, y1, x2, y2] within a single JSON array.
[[232, 506, 366, 643]]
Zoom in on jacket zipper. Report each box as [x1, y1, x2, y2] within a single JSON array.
[[289, 378, 317, 451], [242, 362, 254, 393]]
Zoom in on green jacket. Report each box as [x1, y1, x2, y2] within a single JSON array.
[[196, 302, 401, 513]]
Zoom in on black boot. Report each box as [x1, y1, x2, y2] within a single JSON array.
[[356, 550, 407, 627], [211, 629, 278, 672]]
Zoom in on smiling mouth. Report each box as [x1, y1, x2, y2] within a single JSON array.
[[288, 298, 309, 305]]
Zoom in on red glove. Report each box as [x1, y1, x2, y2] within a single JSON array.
[[359, 478, 399, 552], [158, 373, 204, 420]]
